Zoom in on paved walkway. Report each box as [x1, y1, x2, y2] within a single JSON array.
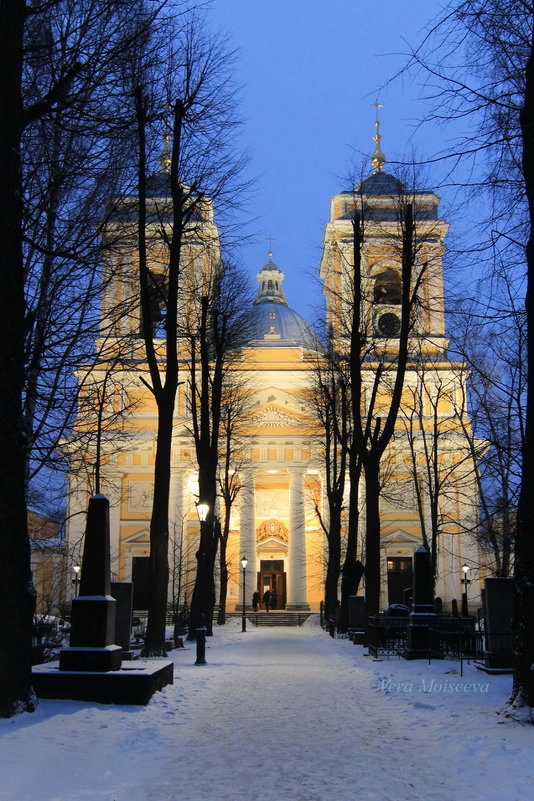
[[143, 625, 453, 801], [1, 623, 527, 801]]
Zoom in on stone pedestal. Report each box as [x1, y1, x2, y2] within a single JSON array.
[[32, 660, 174, 705], [59, 643, 123, 672]]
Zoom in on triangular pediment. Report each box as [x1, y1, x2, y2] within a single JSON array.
[[246, 387, 310, 428], [123, 528, 150, 544], [382, 529, 421, 546], [256, 536, 289, 553]]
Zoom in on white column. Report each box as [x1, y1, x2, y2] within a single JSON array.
[[380, 551, 389, 612], [320, 472, 329, 585], [167, 470, 186, 604], [106, 475, 121, 581], [287, 470, 309, 610], [169, 470, 185, 544], [239, 470, 256, 579]]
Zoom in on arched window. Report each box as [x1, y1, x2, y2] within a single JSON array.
[[373, 268, 401, 304], [268, 279, 273, 290]]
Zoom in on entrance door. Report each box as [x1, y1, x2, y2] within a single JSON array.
[[387, 557, 413, 606], [258, 560, 286, 609], [132, 556, 150, 610]]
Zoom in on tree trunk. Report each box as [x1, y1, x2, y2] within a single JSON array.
[[340, 453, 362, 629], [363, 459, 382, 617], [511, 13, 534, 707], [189, 515, 218, 637], [217, 559, 228, 626], [143, 403, 173, 655], [324, 524, 342, 624], [217, 514, 230, 625], [0, 0, 37, 718]]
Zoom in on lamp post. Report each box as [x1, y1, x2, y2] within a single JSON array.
[[73, 565, 81, 597], [462, 564, 470, 615], [194, 501, 210, 665], [462, 564, 470, 595], [241, 555, 248, 632]]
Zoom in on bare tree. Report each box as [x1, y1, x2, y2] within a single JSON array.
[[403, 1, 534, 707], [345, 199, 425, 618], [125, 12, 248, 652], [308, 340, 350, 625], [185, 264, 252, 636], [0, 0, 163, 718], [398, 360, 481, 591], [450, 292, 524, 578], [216, 379, 252, 625]]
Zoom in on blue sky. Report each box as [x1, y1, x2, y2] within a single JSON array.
[[208, 0, 450, 321]]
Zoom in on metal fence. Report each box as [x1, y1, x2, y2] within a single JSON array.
[[365, 614, 474, 660], [366, 615, 409, 658], [363, 614, 513, 674]]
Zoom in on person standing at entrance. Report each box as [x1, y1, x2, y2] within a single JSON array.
[[252, 591, 260, 612], [263, 589, 271, 612]]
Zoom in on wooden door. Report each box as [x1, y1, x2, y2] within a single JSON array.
[[258, 561, 286, 609]]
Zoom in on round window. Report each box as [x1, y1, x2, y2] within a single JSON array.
[[377, 312, 401, 337]]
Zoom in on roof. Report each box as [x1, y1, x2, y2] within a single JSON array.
[[358, 170, 405, 195], [246, 301, 320, 350]]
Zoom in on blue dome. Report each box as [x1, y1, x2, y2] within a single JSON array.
[[239, 250, 321, 349], [247, 301, 319, 349], [358, 170, 405, 195]]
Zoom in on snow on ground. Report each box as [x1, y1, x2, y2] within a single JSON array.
[[1, 618, 533, 801]]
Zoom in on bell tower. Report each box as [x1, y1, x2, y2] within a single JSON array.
[[319, 125, 449, 359]]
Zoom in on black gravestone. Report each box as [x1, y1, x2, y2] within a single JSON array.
[[404, 547, 439, 660], [348, 596, 366, 643], [480, 577, 513, 672], [111, 581, 134, 659]]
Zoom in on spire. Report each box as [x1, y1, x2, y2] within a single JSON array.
[[370, 102, 386, 173]]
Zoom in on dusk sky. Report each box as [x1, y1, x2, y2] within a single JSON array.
[[209, 0, 451, 321]]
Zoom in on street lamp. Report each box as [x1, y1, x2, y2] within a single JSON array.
[[73, 565, 81, 597], [462, 564, 470, 593], [462, 564, 471, 615], [241, 555, 248, 632], [196, 501, 209, 522], [193, 501, 210, 665]]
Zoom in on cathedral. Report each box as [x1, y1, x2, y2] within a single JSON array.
[[65, 137, 481, 614]]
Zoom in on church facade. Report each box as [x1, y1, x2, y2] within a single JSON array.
[[65, 157, 481, 614]]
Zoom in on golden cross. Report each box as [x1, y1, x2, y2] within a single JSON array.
[[266, 234, 275, 258], [371, 101, 383, 122]]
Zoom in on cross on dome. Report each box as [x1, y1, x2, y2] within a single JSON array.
[[371, 101, 386, 173]]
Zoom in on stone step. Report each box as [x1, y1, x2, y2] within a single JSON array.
[[225, 612, 312, 627]]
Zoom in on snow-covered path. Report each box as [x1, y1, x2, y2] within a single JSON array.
[[1, 620, 533, 801], [163, 626, 453, 801]]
